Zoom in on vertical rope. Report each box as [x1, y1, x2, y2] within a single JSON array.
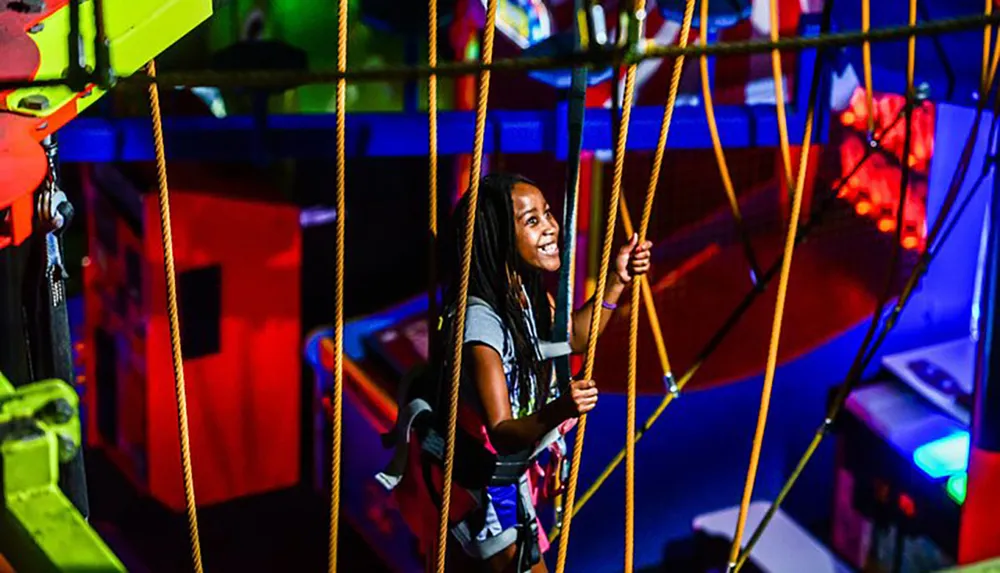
[[699, 0, 763, 284], [862, 0, 875, 134], [328, 0, 348, 569], [428, 0, 439, 324], [555, 2, 644, 570], [624, 0, 695, 568], [769, 0, 795, 194], [624, 254, 640, 573], [907, 0, 917, 97], [436, 1, 497, 570], [146, 60, 204, 573]]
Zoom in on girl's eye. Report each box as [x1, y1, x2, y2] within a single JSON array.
[[527, 216, 539, 226]]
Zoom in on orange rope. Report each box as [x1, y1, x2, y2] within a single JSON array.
[[699, 0, 762, 283], [731, 3, 930, 568], [562, 21, 964, 519], [555, 2, 644, 569], [428, 0, 439, 321], [769, 0, 794, 195], [990, 25, 1000, 91], [984, 0, 993, 94], [623, 0, 695, 568], [146, 60, 204, 573], [435, 1, 497, 570], [328, 0, 348, 568], [862, 0, 875, 134], [724, 42, 824, 573]]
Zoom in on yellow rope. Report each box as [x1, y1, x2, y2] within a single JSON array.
[[729, 0, 844, 569], [907, 0, 917, 97], [862, 0, 875, 134], [622, 0, 695, 568], [724, 32, 826, 573], [555, 2, 644, 569], [625, 236, 640, 573], [145, 60, 204, 573], [769, 0, 795, 196], [984, 0, 993, 94], [732, 4, 986, 567], [559, 100, 907, 529], [728, 0, 893, 562], [699, 0, 762, 283], [436, 1, 497, 570], [428, 0, 439, 324], [328, 0, 348, 568], [990, 26, 1000, 92]]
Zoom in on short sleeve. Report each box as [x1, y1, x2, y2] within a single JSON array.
[[463, 302, 508, 360]]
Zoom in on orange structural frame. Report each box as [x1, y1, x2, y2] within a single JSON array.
[[0, 1, 90, 248]]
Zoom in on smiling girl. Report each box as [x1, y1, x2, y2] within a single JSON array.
[[433, 172, 651, 572], [380, 172, 651, 572]]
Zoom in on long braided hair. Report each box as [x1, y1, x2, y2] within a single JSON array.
[[437, 172, 554, 414]]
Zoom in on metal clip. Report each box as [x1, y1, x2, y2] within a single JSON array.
[[663, 372, 680, 398], [819, 417, 834, 435], [586, 3, 608, 48], [622, 8, 648, 58]]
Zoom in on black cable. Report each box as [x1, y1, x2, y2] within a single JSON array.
[[734, 73, 1000, 573]]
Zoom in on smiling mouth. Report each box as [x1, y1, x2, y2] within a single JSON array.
[[539, 243, 558, 256]]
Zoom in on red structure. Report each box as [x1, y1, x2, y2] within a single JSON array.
[[80, 162, 302, 511]]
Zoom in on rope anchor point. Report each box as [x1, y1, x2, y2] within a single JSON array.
[[663, 373, 680, 398]]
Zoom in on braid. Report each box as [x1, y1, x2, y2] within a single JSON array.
[[440, 173, 552, 413]]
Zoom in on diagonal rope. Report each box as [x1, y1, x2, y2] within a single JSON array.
[[724, 3, 830, 568], [699, 0, 764, 285], [734, 31, 1000, 572], [769, 0, 795, 196], [551, 103, 913, 537], [730, 2, 906, 567]]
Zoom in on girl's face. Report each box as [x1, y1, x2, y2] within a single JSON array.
[[511, 182, 561, 272]]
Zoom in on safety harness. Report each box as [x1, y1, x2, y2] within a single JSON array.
[[375, 297, 571, 571]]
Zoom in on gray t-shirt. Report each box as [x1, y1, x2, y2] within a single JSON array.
[[462, 295, 559, 419]]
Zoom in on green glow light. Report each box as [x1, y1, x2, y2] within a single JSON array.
[[946, 472, 967, 505]]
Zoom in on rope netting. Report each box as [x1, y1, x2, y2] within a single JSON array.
[[18, 2, 1000, 571]]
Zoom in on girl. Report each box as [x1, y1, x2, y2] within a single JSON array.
[[433, 172, 652, 572]]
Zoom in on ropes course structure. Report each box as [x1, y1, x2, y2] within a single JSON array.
[[4, 0, 1000, 571]]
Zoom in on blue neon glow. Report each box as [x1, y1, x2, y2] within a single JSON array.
[[913, 431, 970, 479]]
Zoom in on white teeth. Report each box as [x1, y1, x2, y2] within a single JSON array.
[[540, 244, 558, 255]]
